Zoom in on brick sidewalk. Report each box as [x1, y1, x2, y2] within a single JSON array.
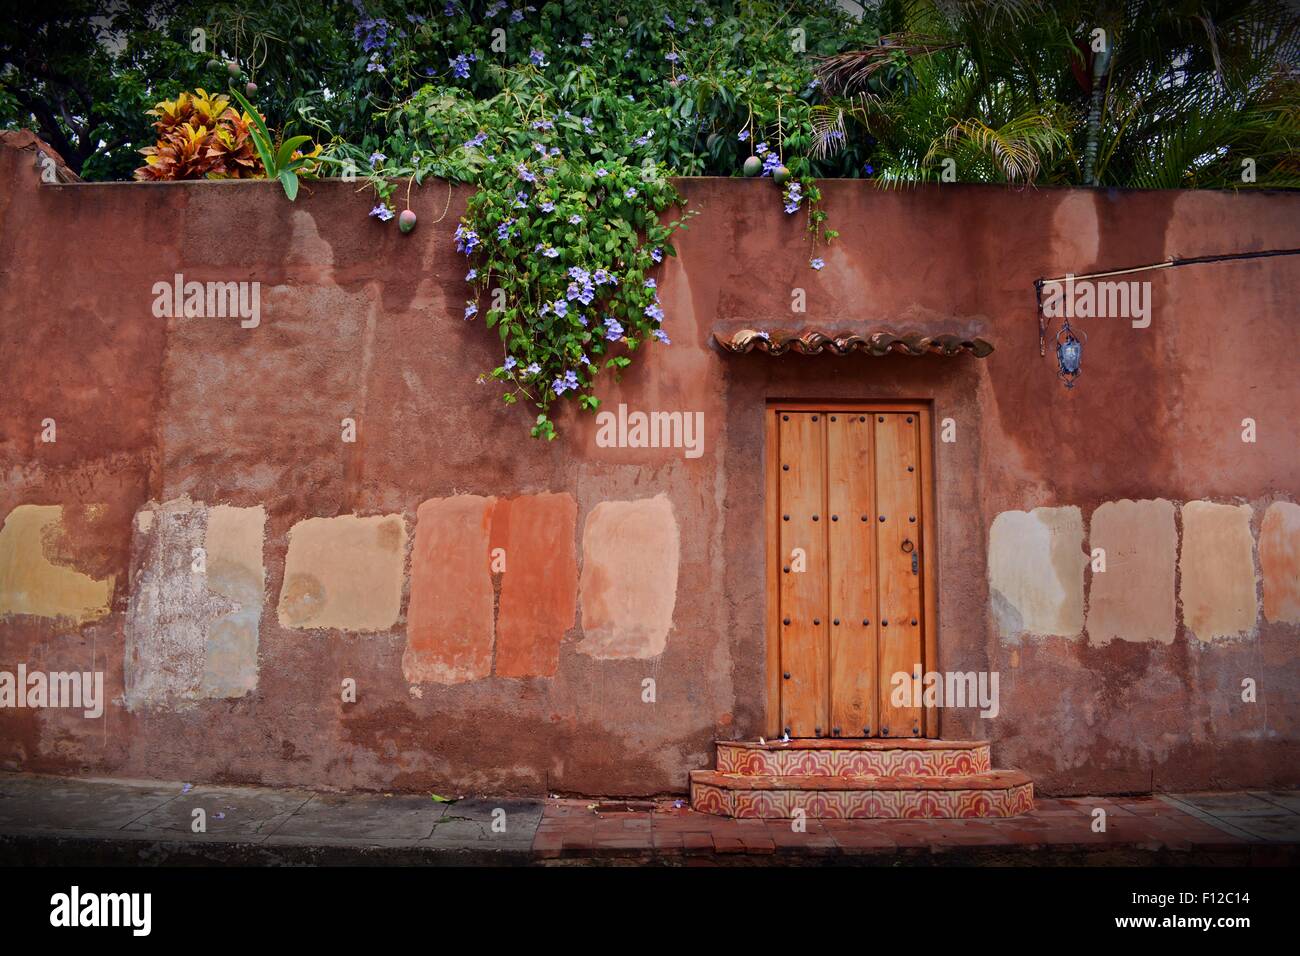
[[1, 772, 1296, 865], [534, 792, 1300, 864]]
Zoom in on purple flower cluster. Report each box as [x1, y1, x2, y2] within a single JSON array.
[[450, 52, 476, 79], [353, 5, 397, 73], [755, 142, 782, 176], [454, 223, 480, 254], [370, 204, 394, 221], [553, 369, 580, 395], [353, 12, 391, 53], [783, 181, 803, 214], [566, 266, 596, 305], [603, 316, 625, 341]]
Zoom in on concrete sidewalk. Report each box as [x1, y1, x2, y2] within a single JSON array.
[[1, 772, 1296, 865]]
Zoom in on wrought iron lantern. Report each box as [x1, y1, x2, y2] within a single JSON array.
[[1056, 319, 1086, 389]]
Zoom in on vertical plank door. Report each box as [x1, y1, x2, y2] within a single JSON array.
[[777, 412, 829, 736], [873, 413, 924, 737], [827, 413, 878, 738]]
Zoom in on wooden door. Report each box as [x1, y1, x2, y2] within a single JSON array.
[[768, 404, 934, 738]]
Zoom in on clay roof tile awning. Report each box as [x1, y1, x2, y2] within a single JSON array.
[[714, 328, 994, 358]]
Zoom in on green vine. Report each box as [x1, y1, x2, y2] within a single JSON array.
[[330, 3, 875, 437]]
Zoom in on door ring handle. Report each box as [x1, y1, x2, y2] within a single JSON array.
[[901, 539, 914, 553]]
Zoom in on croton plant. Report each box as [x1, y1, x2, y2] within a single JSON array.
[[134, 87, 321, 187], [133, 89, 264, 181]]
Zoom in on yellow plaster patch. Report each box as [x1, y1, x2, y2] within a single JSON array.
[[0, 505, 113, 624], [1180, 501, 1257, 640]]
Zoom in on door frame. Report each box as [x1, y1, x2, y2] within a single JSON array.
[[764, 400, 940, 738]]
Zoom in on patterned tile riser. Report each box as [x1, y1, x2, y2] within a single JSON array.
[[715, 745, 992, 777], [690, 782, 1034, 819]]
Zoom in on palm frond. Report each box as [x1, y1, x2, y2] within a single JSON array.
[[809, 104, 848, 159], [813, 34, 958, 97], [924, 109, 1071, 183]]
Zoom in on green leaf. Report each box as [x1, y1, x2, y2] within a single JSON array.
[[228, 86, 278, 175], [279, 169, 299, 201], [275, 135, 313, 172]]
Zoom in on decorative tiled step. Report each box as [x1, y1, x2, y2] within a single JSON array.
[[690, 769, 1034, 819], [716, 738, 992, 777]]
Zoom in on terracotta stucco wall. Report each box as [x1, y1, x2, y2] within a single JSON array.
[[1, 132, 1297, 795]]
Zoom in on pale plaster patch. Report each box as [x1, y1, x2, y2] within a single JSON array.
[[201, 505, 266, 698], [0, 504, 113, 624], [1259, 501, 1300, 625], [125, 499, 266, 710], [577, 495, 679, 659], [1180, 501, 1257, 641], [1086, 499, 1177, 645], [1048, 190, 1101, 266], [988, 506, 1086, 639], [278, 513, 405, 631], [287, 208, 336, 269]]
